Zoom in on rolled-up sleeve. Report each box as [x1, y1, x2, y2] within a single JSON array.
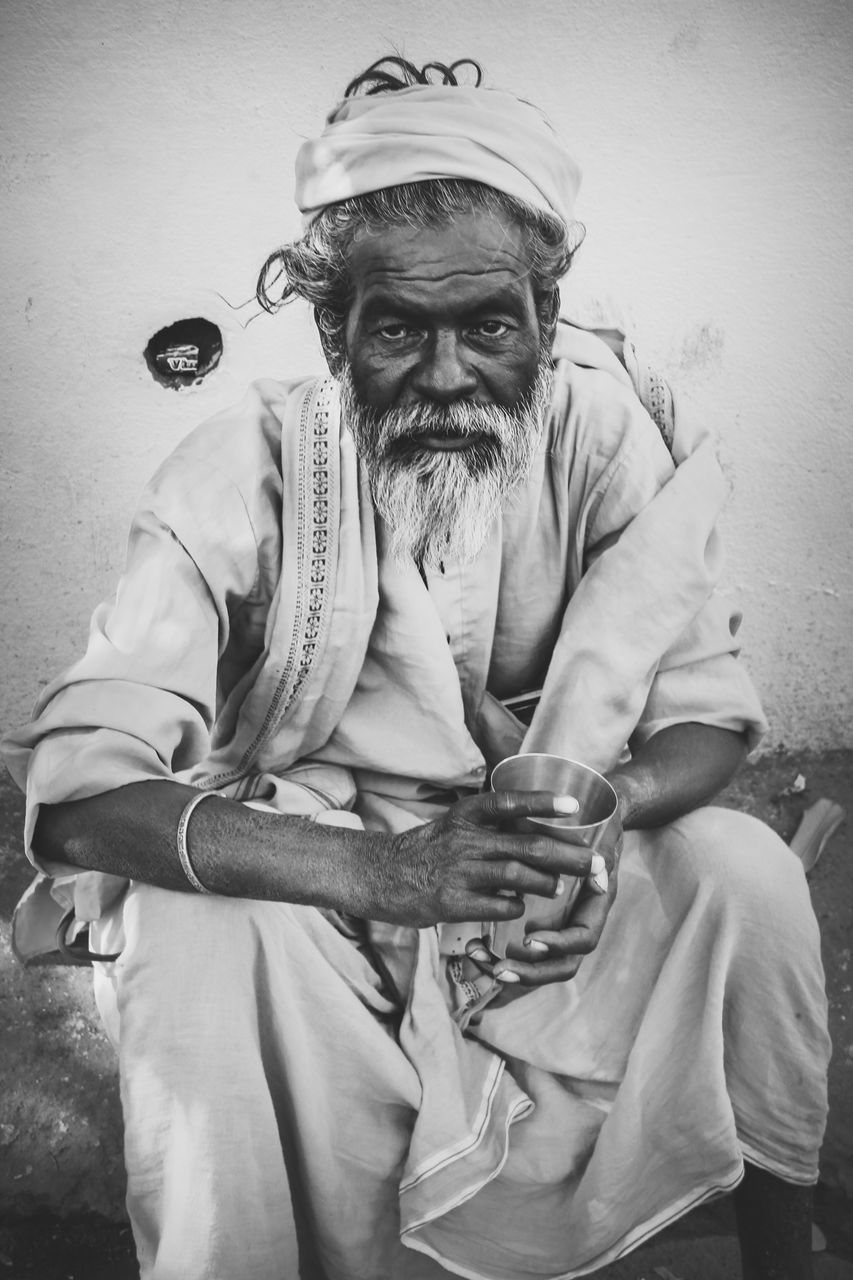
[[631, 592, 768, 752]]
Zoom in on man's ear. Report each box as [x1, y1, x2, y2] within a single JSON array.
[[314, 308, 345, 377]]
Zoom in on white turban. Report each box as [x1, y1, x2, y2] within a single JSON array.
[[294, 84, 582, 228]]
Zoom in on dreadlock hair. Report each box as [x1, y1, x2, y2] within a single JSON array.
[[344, 55, 485, 95], [256, 57, 583, 372]]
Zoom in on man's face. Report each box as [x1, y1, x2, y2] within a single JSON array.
[[344, 209, 542, 416], [339, 209, 552, 567]]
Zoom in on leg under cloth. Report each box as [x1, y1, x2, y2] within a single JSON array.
[[91, 806, 829, 1280], [92, 891, 452, 1280], [430, 806, 830, 1278]]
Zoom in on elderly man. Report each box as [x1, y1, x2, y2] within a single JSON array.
[[3, 57, 829, 1280]]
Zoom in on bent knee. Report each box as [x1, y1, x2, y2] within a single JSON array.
[[651, 805, 814, 924], [670, 804, 799, 873]]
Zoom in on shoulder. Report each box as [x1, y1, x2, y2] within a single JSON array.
[[544, 362, 677, 544], [142, 376, 319, 528], [136, 377, 319, 588], [549, 363, 671, 471], [149, 377, 316, 503]]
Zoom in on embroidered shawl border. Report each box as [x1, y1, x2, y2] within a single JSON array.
[[201, 377, 337, 790]]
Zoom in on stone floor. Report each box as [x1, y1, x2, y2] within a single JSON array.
[[0, 750, 851, 1278]]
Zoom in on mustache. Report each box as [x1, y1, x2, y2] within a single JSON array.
[[373, 397, 530, 466], [381, 407, 503, 480], [378, 399, 505, 435]]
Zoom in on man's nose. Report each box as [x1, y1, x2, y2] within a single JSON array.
[[410, 331, 478, 403]]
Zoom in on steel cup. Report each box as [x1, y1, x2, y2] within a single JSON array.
[[487, 753, 619, 959]]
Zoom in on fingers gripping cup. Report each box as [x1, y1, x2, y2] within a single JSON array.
[[488, 753, 620, 959], [492, 753, 620, 849]]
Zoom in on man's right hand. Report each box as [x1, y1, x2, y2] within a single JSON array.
[[360, 790, 600, 928], [35, 780, 596, 931]]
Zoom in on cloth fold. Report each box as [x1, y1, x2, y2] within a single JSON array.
[[88, 804, 829, 1279], [3, 323, 766, 969]]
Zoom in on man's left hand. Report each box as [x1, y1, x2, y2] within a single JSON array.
[[469, 722, 749, 988], [466, 818, 623, 988]]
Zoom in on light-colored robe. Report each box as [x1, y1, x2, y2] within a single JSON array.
[[1, 327, 828, 1279], [5, 324, 764, 957]]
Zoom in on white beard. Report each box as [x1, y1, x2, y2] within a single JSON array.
[[339, 362, 552, 568]]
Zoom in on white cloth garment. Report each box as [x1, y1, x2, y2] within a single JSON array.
[[90, 804, 828, 1280], [1, 325, 828, 1277]]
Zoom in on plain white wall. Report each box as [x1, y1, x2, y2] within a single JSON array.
[[2, 0, 851, 751]]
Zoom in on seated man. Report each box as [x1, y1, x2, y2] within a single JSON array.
[[3, 56, 829, 1280]]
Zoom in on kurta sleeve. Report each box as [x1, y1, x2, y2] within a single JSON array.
[[575, 376, 768, 754], [523, 364, 767, 768], [2, 436, 263, 877], [630, 595, 768, 752]]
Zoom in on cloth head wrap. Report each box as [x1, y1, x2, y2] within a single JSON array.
[[294, 84, 581, 228]]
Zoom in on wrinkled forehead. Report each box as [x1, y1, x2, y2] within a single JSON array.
[[347, 210, 537, 310]]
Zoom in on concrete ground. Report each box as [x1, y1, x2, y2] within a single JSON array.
[[1, 750, 851, 1279]]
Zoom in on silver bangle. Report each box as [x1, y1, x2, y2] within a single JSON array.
[[176, 790, 217, 894]]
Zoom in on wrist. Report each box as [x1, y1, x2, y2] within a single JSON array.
[[605, 768, 645, 831], [302, 823, 398, 920]]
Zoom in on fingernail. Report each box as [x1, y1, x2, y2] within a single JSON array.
[[553, 794, 580, 815], [467, 946, 491, 964], [554, 878, 565, 896], [496, 970, 521, 984], [524, 939, 549, 954], [589, 869, 609, 894], [590, 854, 606, 875]]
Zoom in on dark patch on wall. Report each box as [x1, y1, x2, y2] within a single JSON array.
[[144, 318, 223, 390]]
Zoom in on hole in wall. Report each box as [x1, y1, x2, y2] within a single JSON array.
[[144, 317, 223, 390]]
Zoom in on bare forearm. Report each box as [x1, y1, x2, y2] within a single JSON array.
[[32, 778, 597, 929], [606, 722, 748, 830], [33, 780, 384, 916]]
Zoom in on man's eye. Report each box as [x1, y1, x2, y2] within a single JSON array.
[[472, 320, 510, 339], [377, 323, 417, 342]]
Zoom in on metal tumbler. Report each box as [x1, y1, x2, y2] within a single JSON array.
[[487, 752, 619, 958]]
